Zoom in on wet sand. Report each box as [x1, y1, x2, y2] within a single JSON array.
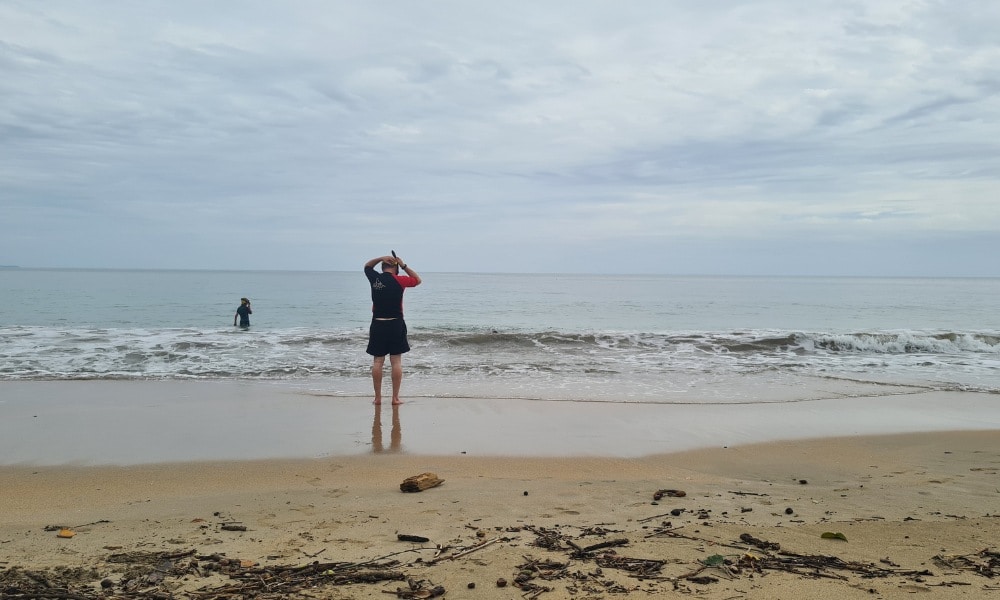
[[2, 380, 1000, 465]]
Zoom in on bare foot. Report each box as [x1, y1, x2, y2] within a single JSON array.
[[373, 396, 382, 405], [391, 397, 403, 405]]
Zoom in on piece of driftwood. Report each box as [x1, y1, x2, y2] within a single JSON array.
[[400, 472, 444, 493], [653, 489, 686, 500], [576, 538, 630, 554]]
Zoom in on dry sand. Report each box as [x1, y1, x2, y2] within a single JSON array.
[[3, 430, 999, 599]]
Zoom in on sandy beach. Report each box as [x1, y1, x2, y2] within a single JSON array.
[[2, 382, 1000, 598]]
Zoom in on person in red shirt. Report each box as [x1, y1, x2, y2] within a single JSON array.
[[364, 254, 422, 405]]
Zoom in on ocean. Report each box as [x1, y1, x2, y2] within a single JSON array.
[[2, 268, 999, 404]]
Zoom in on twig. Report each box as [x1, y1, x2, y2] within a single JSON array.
[[578, 539, 629, 554], [638, 512, 677, 523], [72, 519, 111, 528], [429, 537, 500, 564]]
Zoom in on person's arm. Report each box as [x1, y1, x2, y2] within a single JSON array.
[[234, 310, 238, 326], [394, 256, 422, 286], [365, 256, 394, 269]]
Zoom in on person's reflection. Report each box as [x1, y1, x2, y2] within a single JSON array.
[[372, 404, 402, 453]]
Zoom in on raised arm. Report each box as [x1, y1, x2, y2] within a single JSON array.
[[399, 263, 423, 287], [365, 255, 395, 269]]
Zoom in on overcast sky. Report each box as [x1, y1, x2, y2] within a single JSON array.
[[2, 1, 998, 276]]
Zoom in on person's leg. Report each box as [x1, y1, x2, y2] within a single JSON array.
[[389, 354, 403, 405], [372, 355, 386, 405]]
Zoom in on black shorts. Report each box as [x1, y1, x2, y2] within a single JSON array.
[[366, 319, 410, 357]]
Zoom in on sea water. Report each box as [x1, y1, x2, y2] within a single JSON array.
[[1, 269, 999, 403]]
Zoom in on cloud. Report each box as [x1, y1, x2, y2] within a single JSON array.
[[0, 1, 998, 275]]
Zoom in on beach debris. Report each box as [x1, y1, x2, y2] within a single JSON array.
[[821, 532, 848, 541], [570, 538, 630, 556], [933, 548, 1000, 578], [700, 554, 726, 567], [594, 552, 665, 577], [428, 536, 501, 563], [400, 472, 444, 492], [56, 528, 76, 538], [511, 557, 562, 598], [398, 534, 431, 543], [220, 522, 247, 531], [527, 525, 566, 550], [1, 517, 962, 600], [390, 578, 446, 598], [653, 489, 686, 500], [702, 554, 726, 566], [739, 533, 780, 551]]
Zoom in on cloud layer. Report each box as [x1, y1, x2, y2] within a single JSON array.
[[2, 1, 999, 275]]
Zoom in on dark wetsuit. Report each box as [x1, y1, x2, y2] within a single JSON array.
[[235, 304, 251, 327], [365, 266, 419, 356]]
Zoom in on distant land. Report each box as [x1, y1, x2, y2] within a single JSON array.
[[0, 265, 21, 269]]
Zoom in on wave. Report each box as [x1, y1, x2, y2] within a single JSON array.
[[418, 329, 1000, 355], [802, 332, 1000, 354], [1, 326, 998, 383]]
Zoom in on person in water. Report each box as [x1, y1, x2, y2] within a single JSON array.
[[364, 254, 421, 405], [234, 297, 252, 328]]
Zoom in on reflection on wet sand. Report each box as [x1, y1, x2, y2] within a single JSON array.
[[372, 404, 402, 453]]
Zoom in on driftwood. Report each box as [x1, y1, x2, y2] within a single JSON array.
[[653, 489, 686, 500], [400, 472, 444, 493]]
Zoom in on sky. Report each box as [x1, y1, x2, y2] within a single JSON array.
[[2, 1, 999, 276]]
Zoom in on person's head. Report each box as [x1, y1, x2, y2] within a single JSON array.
[[381, 261, 398, 273], [241, 297, 249, 305]]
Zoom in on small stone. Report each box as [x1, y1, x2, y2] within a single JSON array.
[[523, 491, 528, 496], [785, 507, 794, 515], [100, 579, 114, 589], [799, 479, 808, 485], [496, 578, 508, 588], [467, 582, 476, 589]]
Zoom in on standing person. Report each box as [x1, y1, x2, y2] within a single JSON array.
[[364, 254, 421, 405], [234, 297, 252, 328]]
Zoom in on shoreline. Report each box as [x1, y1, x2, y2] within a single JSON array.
[[3, 380, 1000, 466]]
